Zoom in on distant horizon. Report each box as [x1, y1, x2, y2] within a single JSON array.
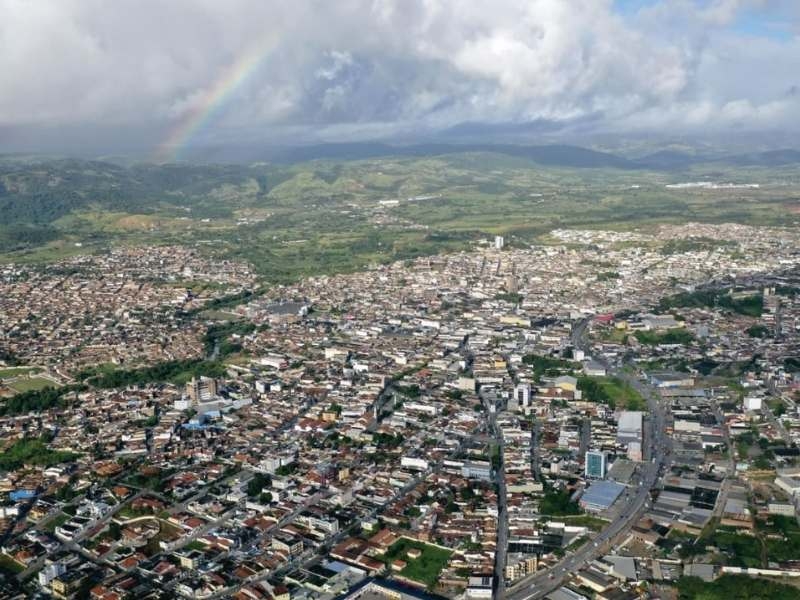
[[2, 1, 799, 159], [3, 134, 800, 168]]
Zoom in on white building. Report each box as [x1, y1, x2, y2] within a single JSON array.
[[259, 354, 288, 369], [641, 314, 682, 330], [768, 502, 796, 517], [617, 411, 644, 444], [627, 441, 643, 462], [404, 402, 438, 416], [775, 474, 800, 498], [583, 360, 607, 377], [467, 575, 494, 599], [514, 382, 531, 410], [744, 396, 763, 411], [38, 562, 67, 587], [401, 456, 429, 471]]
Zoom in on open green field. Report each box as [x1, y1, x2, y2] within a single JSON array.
[[578, 376, 646, 410], [593, 327, 629, 344], [199, 309, 244, 321], [558, 514, 610, 532], [0, 366, 41, 378], [634, 328, 695, 346], [185, 540, 207, 552], [383, 537, 453, 588], [8, 376, 58, 393]]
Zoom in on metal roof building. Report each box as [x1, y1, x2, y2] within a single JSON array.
[[579, 480, 626, 512]]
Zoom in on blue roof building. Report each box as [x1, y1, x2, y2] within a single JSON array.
[[10, 489, 37, 502], [579, 480, 625, 512]]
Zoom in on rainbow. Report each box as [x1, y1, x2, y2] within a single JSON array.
[[154, 37, 277, 162]]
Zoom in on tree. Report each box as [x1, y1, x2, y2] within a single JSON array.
[[460, 487, 475, 501], [247, 473, 270, 498], [677, 575, 798, 600]]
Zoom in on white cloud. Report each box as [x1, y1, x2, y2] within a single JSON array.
[[0, 0, 797, 149]]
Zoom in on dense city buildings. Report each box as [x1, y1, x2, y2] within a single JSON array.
[[0, 223, 799, 599]]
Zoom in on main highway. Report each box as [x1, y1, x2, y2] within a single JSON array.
[[505, 318, 671, 600]]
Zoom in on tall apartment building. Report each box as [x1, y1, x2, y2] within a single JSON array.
[[585, 450, 607, 479], [186, 376, 219, 404]]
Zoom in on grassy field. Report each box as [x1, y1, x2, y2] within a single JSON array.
[[559, 514, 610, 532], [593, 327, 629, 344], [199, 309, 244, 321], [0, 238, 101, 264], [8, 376, 58, 393], [383, 537, 453, 588], [578, 376, 646, 410], [0, 366, 41, 378], [77, 359, 228, 388], [634, 328, 695, 346]]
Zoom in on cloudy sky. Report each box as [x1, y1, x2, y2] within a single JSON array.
[[1, 0, 799, 157]]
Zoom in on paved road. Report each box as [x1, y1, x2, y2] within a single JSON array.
[[505, 318, 670, 600], [578, 417, 591, 458], [709, 392, 735, 522], [531, 419, 541, 482], [481, 386, 509, 600]]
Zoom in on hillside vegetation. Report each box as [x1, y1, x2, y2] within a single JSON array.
[[2, 152, 798, 283]]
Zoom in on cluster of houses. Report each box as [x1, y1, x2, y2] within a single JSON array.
[[0, 222, 798, 599], [0, 246, 255, 376]]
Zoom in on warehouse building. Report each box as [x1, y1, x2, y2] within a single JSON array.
[[580, 481, 626, 513]]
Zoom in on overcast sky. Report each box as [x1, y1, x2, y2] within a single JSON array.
[[1, 0, 799, 156]]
